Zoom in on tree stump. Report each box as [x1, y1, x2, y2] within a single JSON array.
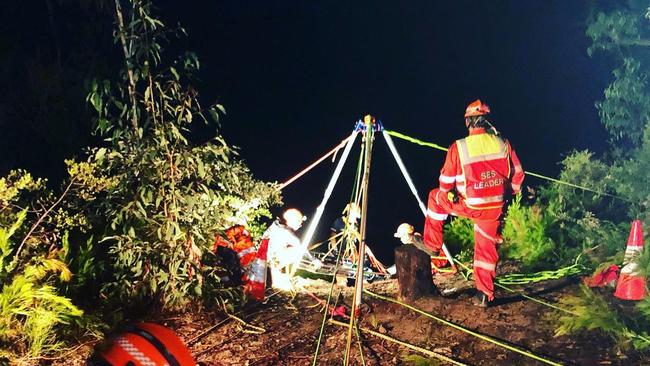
[[395, 245, 435, 301]]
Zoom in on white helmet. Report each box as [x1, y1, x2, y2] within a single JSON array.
[[393, 223, 414, 238], [283, 208, 306, 230]]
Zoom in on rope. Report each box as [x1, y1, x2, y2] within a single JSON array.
[[385, 129, 632, 202], [382, 130, 456, 270], [329, 319, 469, 366], [385, 130, 449, 152], [279, 135, 355, 190], [497, 263, 585, 285], [354, 324, 367, 366], [291, 131, 359, 277], [525, 171, 631, 202], [364, 290, 564, 366], [311, 233, 346, 366], [382, 131, 428, 215], [453, 260, 577, 315]]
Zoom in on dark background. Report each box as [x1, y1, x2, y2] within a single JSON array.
[[0, 1, 615, 263]]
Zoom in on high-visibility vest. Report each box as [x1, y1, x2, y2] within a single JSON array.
[[456, 133, 511, 209], [213, 225, 256, 268]]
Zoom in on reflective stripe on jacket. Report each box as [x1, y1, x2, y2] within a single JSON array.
[[438, 128, 524, 210]]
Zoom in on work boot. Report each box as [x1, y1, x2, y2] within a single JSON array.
[[473, 292, 490, 308]]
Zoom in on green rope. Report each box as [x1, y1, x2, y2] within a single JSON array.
[[354, 324, 367, 366], [311, 232, 346, 365], [385, 129, 631, 202], [329, 319, 469, 366], [385, 130, 449, 152], [453, 260, 577, 315], [525, 171, 632, 202], [498, 264, 585, 285], [495, 282, 576, 315], [364, 289, 564, 366]]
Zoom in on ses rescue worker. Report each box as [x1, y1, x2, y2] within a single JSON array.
[[423, 100, 525, 307], [265, 208, 321, 290]]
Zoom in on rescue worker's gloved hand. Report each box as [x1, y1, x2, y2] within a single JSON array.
[[447, 190, 459, 203]]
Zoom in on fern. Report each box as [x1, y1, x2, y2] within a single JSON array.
[[0, 215, 83, 360], [0, 209, 26, 275], [556, 285, 650, 350]]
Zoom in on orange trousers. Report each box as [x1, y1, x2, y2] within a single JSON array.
[[423, 189, 503, 300]]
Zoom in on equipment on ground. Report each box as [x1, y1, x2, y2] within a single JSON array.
[[87, 323, 195, 366]]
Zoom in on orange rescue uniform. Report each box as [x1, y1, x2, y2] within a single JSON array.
[[424, 128, 524, 300]]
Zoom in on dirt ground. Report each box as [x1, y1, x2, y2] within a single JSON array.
[[172, 277, 647, 366], [54, 276, 648, 366]]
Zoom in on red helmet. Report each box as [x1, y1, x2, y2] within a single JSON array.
[[464, 99, 490, 117], [87, 323, 195, 366]]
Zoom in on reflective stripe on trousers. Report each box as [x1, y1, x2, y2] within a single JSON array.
[[423, 188, 502, 301], [473, 220, 500, 301]]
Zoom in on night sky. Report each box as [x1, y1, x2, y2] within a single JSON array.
[[2, 1, 616, 262]]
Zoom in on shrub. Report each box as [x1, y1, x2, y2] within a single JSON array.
[[0, 212, 84, 361], [84, 0, 280, 310], [501, 195, 557, 270]]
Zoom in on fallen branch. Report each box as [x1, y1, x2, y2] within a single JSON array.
[[13, 178, 75, 263]]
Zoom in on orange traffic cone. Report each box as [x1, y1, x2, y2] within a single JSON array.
[[614, 220, 647, 300]]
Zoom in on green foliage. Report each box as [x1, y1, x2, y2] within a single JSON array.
[[542, 151, 622, 218], [611, 124, 650, 224], [0, 214, 83, 360], [199, 251, 246, 311], [631, 243, 650, 279], [556, 285, 628, 342], [400, 354, 441, 366], [443, 216, 474, 262], [596, 58, 650, 145], [0, 170, 46, 207], [539, 151, 630, 268], [556, 285, 650, 350], [444, 197, 560, 270], [59, 233, 101, 299], [637, 296, 650, 324], [501, 195, 556, 270], [553, 4, 650, 346], [587, 9, 650, 56], [84, 0, 280, 310]]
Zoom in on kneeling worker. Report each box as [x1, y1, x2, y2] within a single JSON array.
[[265, 208, 321, 290]]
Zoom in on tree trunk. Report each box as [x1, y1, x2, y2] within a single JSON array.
[[395, 245, 435, 301]]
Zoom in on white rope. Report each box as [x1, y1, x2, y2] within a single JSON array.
[[382, 131, 427, 215], [290, 131, 359, 276], [382, 131, 456, 269]]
